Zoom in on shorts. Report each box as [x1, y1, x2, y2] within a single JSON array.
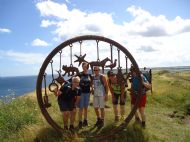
[[113, 92, 126, 105], [93, 96, 105, 108], [58, 97, 75, 112], [130, 94, 147, 108], [77, 93, 90, 109]]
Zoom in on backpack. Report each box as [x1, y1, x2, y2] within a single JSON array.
[[60, 82, 79, 100], [141, 69, 152, 91], [141, 69, 152, 84]]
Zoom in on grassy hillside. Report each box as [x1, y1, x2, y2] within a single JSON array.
[[0, 71, 190, 142]]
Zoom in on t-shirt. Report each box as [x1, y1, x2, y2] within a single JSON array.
[[58, 83, 81, 101], [93, 75, 105, 96], [132, 74, 148, 95], [78, 72, 91, 93]]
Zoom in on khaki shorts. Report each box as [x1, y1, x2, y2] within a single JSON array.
[[93, 96, 105, 108]]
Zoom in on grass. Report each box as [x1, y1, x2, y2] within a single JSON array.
[[0, 70, 190, 142], [0, 96, 39, 141]]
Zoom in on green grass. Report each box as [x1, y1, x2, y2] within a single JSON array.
[[0, 71, 190, 142], [0, 96, 39, 141]]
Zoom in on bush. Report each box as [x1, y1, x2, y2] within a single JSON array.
[[0, 97, 38, 140]]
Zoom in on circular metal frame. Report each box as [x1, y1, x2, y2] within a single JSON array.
[[36, 35, 142, 140]]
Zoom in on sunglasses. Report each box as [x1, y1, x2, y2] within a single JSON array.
[[93, 69, 99, 71]]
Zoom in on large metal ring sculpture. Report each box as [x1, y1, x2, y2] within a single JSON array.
[[36, 35, 142, 141]]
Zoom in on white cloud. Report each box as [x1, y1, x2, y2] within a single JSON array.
[[0, 28, 11, 33], [36, 0, 86, 20], [31, 38, 49, 46], [125, 6, 190, 37], [35, 1, 190, 68], [40, 19, 57, 27], [137, 46, 156, 52], [0, 50, 46, 64]]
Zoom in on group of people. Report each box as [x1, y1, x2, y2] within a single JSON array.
[[54, 62, 151, 132]]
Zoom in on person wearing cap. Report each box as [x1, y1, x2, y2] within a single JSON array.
[[130, 68, 151, 128], [107, 70, 126, 122]]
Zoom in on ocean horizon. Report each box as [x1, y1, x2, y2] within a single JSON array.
[[0, 66, 190, 102]]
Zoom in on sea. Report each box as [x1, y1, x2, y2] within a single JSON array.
[[0, 66, 189, 103], [0, 75, 53, 103]]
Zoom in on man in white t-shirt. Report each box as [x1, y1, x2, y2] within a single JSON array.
[[92, 66, 108, 128]]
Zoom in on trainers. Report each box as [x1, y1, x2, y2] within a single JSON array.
[[83, 119, 88, 127], [78, 121, 83, 129], [69, 125, 75, 133], [115, 115, 119, 122], [142, 121, 146, 128]]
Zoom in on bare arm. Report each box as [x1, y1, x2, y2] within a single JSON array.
[[141, 75, 152, 89], [143, 81, 152, 89], [108, 79, 114, 96], [102, 75, 108, 101], [53, 88, 61, 96], [75, 96, 80, 105], [103, 75, 108, 95], [121, 83, 125, 99]]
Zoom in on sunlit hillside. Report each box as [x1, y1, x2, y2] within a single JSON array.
[[0, 70, 190, 142]]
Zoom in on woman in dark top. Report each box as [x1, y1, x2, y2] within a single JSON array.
[[77, 62, 92, 128]]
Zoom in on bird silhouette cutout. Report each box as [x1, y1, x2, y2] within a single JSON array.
[[105, 59, 117, 70]]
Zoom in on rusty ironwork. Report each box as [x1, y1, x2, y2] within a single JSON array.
[[105, 59, 117, 70], [55, 70, 65, 85], [62, 65, 79, 76], [105, 44, 117, 70], [74, 54, 87, 67], [89, 57, 111, 74], [43, 73, 51, 108], [36, 35, 143, 141], [96, 40, 100, 61], [125, 56, 128, 74], [69, 44, 73, 67]]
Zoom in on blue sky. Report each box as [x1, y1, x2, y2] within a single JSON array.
[[0, 0, 190, 77]]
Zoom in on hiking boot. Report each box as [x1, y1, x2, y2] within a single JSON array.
[[94, 118, 101, 127], [78, 121, 83, 129], [142, 121, 146, 128], [64, 126, 68, 130], [69, 125, 75, 133], [97, 119, 104, 128], [115, 115, 119, 122], [83, 119, 88, 127]]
